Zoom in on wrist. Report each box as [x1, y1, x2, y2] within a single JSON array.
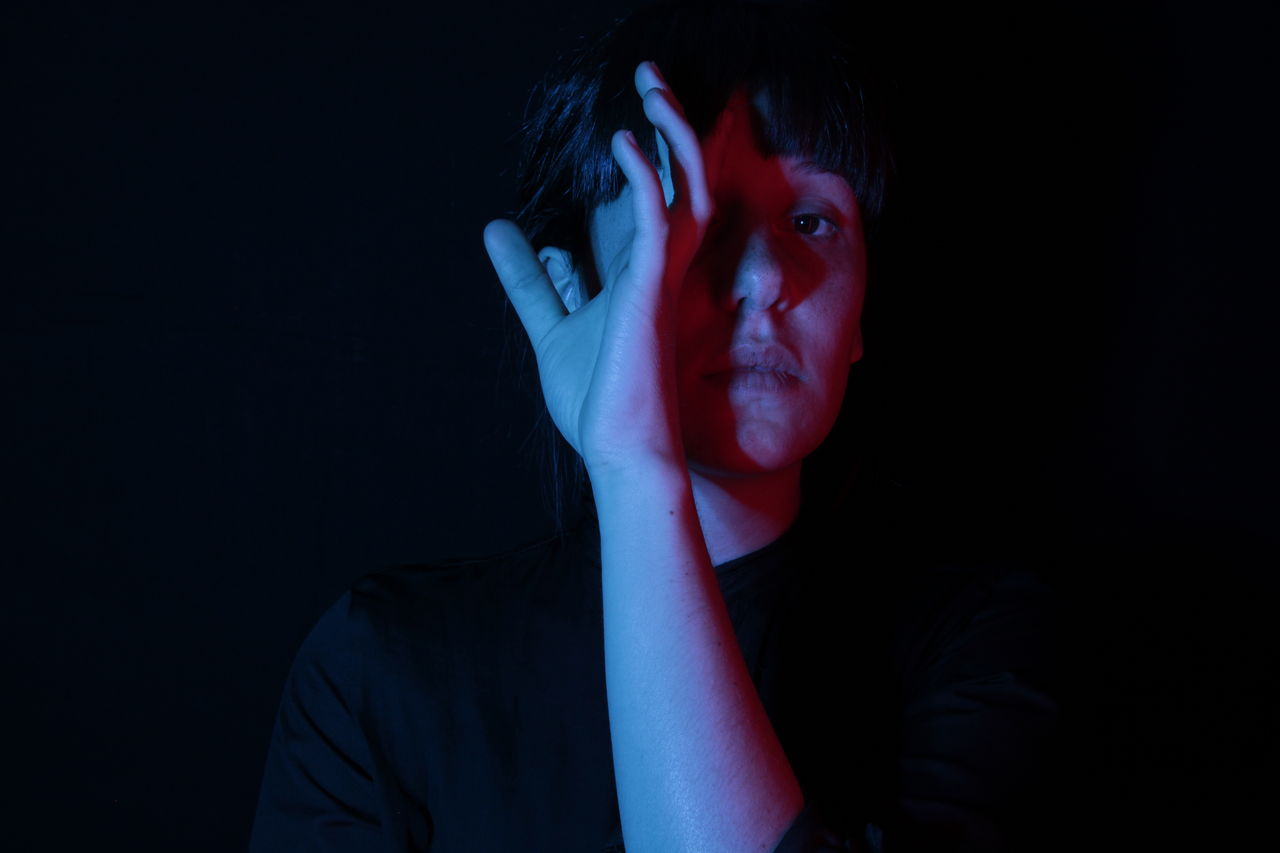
[[587, 451, 690, 500], [584, 446, 685, 481]]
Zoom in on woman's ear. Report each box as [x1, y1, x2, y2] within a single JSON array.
[[850, 324, 864, 364], [537, 246, 585, 313]]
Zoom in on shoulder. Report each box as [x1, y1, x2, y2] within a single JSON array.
[[897, 559, 1061, 631], [323, 523, 590, 659], [882, 560, 1068, 849], [890, 558, 1064, 697], [282, 524, 584, 715]]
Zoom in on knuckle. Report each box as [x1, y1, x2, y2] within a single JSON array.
[[514, 267, 545, 290]]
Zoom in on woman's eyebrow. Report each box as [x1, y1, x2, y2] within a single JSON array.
[[795, 159, 837, 176], [791, 160, 855, 202]]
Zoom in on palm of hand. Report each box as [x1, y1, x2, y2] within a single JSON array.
[[484, 60, 722, 472]]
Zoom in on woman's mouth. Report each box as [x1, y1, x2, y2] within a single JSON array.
[[706, 367, 801, 392]]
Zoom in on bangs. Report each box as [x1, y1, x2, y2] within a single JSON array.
[[506, 0, 898, 532], [513, 0, 896, 293], [575, 0, 893, 225]]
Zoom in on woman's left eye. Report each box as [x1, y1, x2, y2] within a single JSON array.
[[792, 213, 838, 237]]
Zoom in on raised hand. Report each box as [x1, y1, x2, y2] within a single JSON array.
[[483, 61, 726, 474]]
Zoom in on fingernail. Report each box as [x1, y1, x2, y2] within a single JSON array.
[[649, 61, 669, 88], [623, 130, 638, 147]]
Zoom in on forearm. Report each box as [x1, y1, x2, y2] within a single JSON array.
[[590, 458, 804, 853]]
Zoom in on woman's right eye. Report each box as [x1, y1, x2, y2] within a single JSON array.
[[792, 213, 838, 238]]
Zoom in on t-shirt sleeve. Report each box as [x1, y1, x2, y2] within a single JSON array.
[[885, 566, 1064, 852], [248, 590, 386, 852], [772, 802, 882, 852], [773, 566, 1064, 853]]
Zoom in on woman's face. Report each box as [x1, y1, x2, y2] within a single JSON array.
[[588, 88, 866, 477]]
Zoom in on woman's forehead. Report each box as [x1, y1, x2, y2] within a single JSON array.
[[700, 92, 855, 202], [717, 157, 857, 210], [704, 88, 837, 168]]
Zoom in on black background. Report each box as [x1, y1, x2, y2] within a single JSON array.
[[4, 1, 1277, 850]]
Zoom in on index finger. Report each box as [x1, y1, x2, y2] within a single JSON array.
[[701, 92, 735, 204]]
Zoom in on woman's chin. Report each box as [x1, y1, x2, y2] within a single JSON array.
[[680, 395, 830, 475], [684, 428, 809, 478]]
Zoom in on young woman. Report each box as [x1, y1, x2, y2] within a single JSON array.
[[249, 2, 1065, 851]]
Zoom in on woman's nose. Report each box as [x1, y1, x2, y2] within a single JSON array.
[[721, 227, 789, 313]]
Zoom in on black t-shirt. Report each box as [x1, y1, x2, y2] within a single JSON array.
[[249, 487, 1066, 852]]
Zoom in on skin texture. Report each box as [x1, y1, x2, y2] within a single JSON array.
[[575, 86, 866, 565], [484, 61, 711, 479], [484, 61, 862, 851]]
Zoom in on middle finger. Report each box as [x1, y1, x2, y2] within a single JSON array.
[[633, 61, 714, 227]]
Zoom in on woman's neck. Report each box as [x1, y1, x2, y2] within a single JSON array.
[[686, 460, 802, 568]]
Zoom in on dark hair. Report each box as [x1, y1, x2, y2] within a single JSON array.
[[500, 0, 899, 534]]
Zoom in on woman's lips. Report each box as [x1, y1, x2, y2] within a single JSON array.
[[706, 367, 801, 392]]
